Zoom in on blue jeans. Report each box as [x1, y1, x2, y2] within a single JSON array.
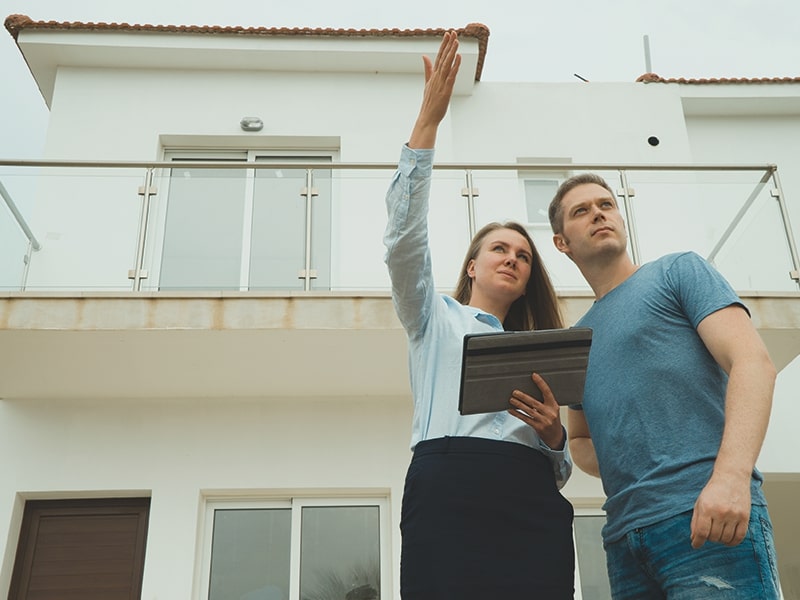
[[605, 505, 781, 599]]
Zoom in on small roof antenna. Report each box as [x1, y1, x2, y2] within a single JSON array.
[[643, 34, 653, 72], [573, 73, 589, 82]]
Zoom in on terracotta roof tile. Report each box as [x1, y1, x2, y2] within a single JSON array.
[[637, 72, 800, 84], [4, 14, 490, 81]]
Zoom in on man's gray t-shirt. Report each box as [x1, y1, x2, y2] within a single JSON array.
[[574, 251, 767, 543]]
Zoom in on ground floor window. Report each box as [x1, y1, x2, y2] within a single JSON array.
[[200, 496, 388, 600], [574, 510, 612, 599]]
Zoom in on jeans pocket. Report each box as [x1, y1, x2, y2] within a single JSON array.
[[758, 515, 781, 595]]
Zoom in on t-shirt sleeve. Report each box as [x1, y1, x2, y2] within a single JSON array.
[[665, 252, 749, 328]]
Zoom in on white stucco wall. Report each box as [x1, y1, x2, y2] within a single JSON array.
[[0, 396, 413, 599]]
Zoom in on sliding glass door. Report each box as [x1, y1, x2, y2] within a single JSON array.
[[156, 151, 331, 291]]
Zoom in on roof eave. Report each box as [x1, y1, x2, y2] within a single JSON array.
[[5, 15, 489, 108]]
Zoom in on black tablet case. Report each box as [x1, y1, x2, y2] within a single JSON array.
[[458, 327, 593, 415]]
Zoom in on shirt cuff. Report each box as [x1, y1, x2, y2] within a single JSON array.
[[538, 426, 569, 455], [399, 144, 434, 176]]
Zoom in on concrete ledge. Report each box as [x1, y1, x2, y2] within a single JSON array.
[[0, 292, 797, 400]]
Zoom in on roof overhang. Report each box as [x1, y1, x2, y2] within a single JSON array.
[[5, 15, 487, 108]]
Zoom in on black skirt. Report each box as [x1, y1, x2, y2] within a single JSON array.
[[400, 436, 574, 599]]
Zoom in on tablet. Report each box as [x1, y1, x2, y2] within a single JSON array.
[[458, 327, 592, 415]]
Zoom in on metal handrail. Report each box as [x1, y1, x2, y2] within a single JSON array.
[[707, 170, 773, 265], [0, 180, 41, 251], [0, 158, 780, 172]]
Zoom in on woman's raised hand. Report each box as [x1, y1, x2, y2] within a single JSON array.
[[408, 31, 462, 149]]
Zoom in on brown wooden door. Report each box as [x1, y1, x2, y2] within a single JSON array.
[[8, 497, 150, 600]]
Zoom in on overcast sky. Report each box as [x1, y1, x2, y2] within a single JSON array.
[[2, 0, 799, 159]]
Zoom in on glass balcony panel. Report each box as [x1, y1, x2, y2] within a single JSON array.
[[5, 167, 144, 291], [250, 166, 331, 291], [0, 161, 796, 294], [158, 167, 247, 291], [624, 171, 798, 292], [421, 170, 475, 294], [329, 169, 393, 293]]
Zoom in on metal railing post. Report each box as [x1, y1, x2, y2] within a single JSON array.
[[21, 241, 34, 290], [462, 170, 478, 240], [129, 167, 155, 291], [617, 170, 641, 265], [770, 169, 800, 288], [299, 169, 318, 291]]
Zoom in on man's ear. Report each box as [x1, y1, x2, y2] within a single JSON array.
[[553, 234, 570, 255]]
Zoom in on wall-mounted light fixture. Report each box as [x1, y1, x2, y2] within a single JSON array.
[[240, 117, 264, 132]]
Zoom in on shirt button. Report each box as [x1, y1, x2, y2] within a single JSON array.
[[493, 428, 500, 435]]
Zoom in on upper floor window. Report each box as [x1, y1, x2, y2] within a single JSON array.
[[516, 157, 571, 232], [523, 178, 560, 227]]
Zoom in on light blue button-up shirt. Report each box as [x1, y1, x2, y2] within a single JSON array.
[[384, 145, 571, 488]]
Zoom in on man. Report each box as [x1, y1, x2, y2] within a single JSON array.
[[549, 173, 781, 598]]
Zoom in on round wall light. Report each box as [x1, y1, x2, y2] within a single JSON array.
[[240, 117, 264, 132]]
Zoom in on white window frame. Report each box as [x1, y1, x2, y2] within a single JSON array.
[[196, 493, 391, 600], [148, 148, 336, 292], [572, 505, 610, 600]]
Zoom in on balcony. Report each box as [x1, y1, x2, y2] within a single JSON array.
[[1, 159, 799, 401]]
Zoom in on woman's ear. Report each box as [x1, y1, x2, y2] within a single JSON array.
[[466, 259, 476, 278]]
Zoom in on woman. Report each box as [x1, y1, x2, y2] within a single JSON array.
[[384, 31, 575, 600]]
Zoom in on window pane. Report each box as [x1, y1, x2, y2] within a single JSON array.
[[249, 164, 331, 291], [160, 167, 247, 290], [300, 506, 380, 600], [524, 179, 559, 224], [208, 508, 291, 600], [574, 515, 612, 599]]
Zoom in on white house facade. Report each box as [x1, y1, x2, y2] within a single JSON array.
[[1, 15, 799, 599]]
